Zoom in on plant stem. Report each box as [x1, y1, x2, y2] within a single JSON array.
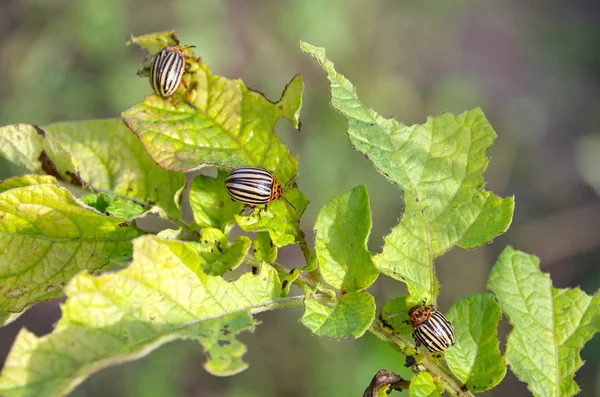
[[368, 320, 474, 397], [251, 295, 305, 313]]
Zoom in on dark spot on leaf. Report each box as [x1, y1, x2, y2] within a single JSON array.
[[269, 241, 273, 247], [223, 324, 229, 329], [368, 123, 374, 127], [251, 266, 259, 275], [404, 356, 416, 367], [119, 222, 128, 227], [210, 249, 214, 253], [222, 329, 230, 335], [281, 280, 289, 290], [64, 170, 85, 187], [38, 151, 64, 181], [33, 124, 46, 137], [216, 246, 223, 253], [150, 315, 155, 321], [219, 201, 224, 208], [217, 340, 230, 346], [204, 240, 208, 244]]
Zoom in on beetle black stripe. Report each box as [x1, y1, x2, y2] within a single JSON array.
[[151, 46, 185, 97], [225, 167, 276, 205], [412, 311, 455, 352]]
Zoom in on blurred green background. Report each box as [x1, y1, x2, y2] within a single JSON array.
[[1, 0, 599, 396]]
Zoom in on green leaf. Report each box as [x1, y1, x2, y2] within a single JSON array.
[[0, 175, 139, 324], [81, 192, 146, 221], [301, 42, 515, 306], [409, 372, 443, 397], [314, 185, 377, 292], [189, 170, 243, 233], [487, 247, 600, 397], [44, 119, 186, 220], [279, 268, 300, 297], [198, 228, 251, 276], [123, 32, 303, 184], [444, 293, 506, 393], [0, 124, 83, 186], [301, 291, 375, 338], [380, 296, 412, 335], [0, 235, 284, 397], [234, 188, 308, 248], [253, 231, 277, 263], [0, 120, 186, 220]]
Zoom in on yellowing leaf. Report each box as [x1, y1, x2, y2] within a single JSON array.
[[0, 236, 285, 397], [0, 175, 139, 325]]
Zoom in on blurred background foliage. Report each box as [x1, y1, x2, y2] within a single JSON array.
[[1, 0, 599, 396]]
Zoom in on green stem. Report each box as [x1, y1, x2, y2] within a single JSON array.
[[251, 295, 305, 313], [368, 320, 473, 397]]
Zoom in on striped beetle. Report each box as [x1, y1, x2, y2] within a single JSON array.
[[149, 45, 188, 98], [408, 305, 455, 353], [225, 167, 296, 211]]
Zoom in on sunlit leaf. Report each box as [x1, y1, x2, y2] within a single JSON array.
[[301, 42, 514, 306], [301, 291, 375, 338], [0, 175, 139, 325], [189, 170, 242, 233], [314, 185, 377, 292], [44, 119, 185, 220], [81, 192, 145, 221], [444, 293, 506, 392], [488, 247, 600, 397], [197, 228, 251, 276], [253, 232, 277, 263], [0, 236, 285, 397], [123, 32, 302, 180], [409, 372, 443, 397], [0, 120, 186, 220], [234, 188, 308, 248]]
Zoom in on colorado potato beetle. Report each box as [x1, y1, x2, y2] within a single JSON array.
[[225, 167, 296, 210], [408, 305, 455, 353], [150, 45, 187, 98]]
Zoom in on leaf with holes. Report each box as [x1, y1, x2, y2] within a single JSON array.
[[488, 247, 600, 397], [123, 32, 303, 184], [197, 228, 251, 276], [301, 42, 514, 306], [0, 120, 186, 220], [0, 235, 285, 397], [0, 175, 139, 326]]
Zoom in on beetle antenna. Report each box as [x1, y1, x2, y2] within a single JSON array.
[[284, 173, 299, 187], [282, 197, 297, 211]]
